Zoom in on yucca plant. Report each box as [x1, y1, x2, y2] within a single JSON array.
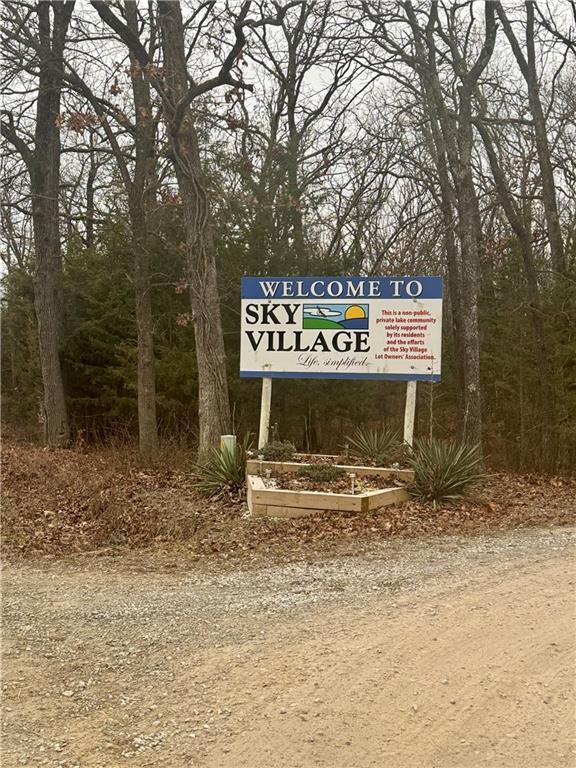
[[194, 434, 251, 497], [345, 424, 402, 466], [408, 438, 486, 504]]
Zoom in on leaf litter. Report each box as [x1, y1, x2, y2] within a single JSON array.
[[2, 438, 574, 565]]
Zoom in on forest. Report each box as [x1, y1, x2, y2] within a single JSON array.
[[1, 0, 575, 473]]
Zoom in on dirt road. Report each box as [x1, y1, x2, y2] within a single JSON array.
[[3, 527, 575, 768]]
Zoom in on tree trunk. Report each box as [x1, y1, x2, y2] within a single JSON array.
[[31, 1, 75, 447], [455, 187, 483, 448], [286, 135, 307, 272], [126, 0, 158, 463], [421, 103, 466, 396], [32, 232, 69, 446], [85, 136, 96, 248], [134, 247, 158, 462], [454, 92, 483, 448], [157, 1, 230, 461], [524, 6, 566, 277], [129, 198, 158, 462], [402, 1, 495, 452]]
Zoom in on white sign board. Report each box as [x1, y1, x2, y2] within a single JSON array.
[[240, 276, 442, 381]]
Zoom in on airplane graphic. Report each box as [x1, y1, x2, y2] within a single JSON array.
[[303, 303, 369, 330], [303, 306, 341, 318]]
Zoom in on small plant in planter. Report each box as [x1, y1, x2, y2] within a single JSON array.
[[389, 441, 414, 467], [408, 438, 486, 504], [296, 464, 346, 483], [345, 424, 403, 466], [261, 440, 296, 462]]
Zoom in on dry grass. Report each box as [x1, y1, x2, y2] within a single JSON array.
[[2, 437, 575, 563]]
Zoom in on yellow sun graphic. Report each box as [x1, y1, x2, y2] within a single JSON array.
[[344, 305, 366, 320]]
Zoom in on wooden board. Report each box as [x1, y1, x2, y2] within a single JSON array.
[[249, 503, 268, 517], [246, 459, 414, 481], [364, 487, 410, 510], [340, 466, 414, 481], [246, 474, 409, 519], [251, 487, 363, 512], [247, 475, 267, 515], [294, 453, 340, 459]]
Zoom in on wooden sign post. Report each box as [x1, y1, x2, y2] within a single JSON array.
[[403, 380, 417, 448], [258, 375, 272, 449]]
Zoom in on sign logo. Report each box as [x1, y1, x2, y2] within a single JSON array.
[[303, 304, 369, 330]]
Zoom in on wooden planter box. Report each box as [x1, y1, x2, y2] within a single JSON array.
[[246, 457, 412, 519], [246, 456, 414, 482]]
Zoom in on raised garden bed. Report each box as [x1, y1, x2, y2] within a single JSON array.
[[246, 454, 414, 481], [268, 471, 406, 493], [246, 456, 412, 518]]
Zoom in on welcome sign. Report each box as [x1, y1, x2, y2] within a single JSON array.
[[240, 276, 443, 381]]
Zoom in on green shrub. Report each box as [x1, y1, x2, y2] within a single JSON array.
[[194, 435, 251, 496], [408, 438, 486, 504], [261, 440, 296, 462], [345, 424, 402, 466], [296, 464, 346, 483]]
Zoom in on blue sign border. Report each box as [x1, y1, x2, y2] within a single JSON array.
[[240, 371, 441, 381], [240, 275, 442, 382], [241, 275, 442, 300]]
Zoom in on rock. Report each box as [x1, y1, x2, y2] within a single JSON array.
[[62, 690, 74, 698]]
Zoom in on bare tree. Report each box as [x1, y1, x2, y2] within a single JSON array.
[[91, 0, 296, 460], [57, 2, 161, 461], [235, 0, 367, 272], [125, 2, 159, 463], [154, 0, 231, 461], [475, 113, 556, 467], [1, 1, 75, 447], [362, 0, 497, 450], [1, 160, 34, 272], [535, 2, 576, 59], [495, 1, 566, 276]]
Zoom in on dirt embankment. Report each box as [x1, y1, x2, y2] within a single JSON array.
[[3, 527, 575, 768]]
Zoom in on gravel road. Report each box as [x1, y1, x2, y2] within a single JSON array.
[[3, 526, 575, 767]]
